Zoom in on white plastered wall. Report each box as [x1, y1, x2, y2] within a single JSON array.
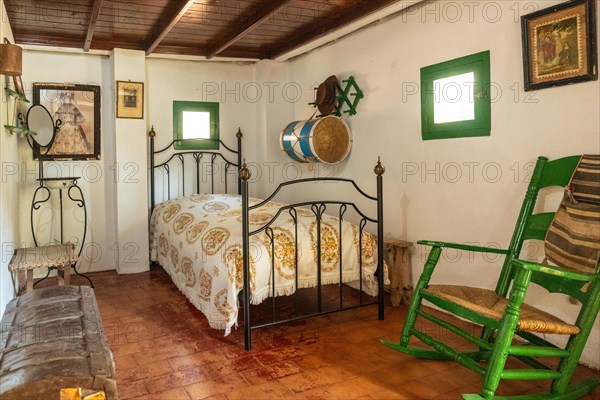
[[112, 49, 149, 274], [266, 0, 600, 368], [145, 58, 260, 201], [0, 0, 19, 317]]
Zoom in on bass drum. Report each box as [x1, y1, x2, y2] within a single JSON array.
[[279, 116, 352, 164]]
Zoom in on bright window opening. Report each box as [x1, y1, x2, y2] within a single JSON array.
[[173, 101, 219, 150], [433, 72, 475, 124], [182, 111, 211, 139]]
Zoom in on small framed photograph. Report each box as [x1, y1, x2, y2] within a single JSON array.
[[33, 83, 101, 160], [521, 0, 597, 91], [116, 81, 144, 119]]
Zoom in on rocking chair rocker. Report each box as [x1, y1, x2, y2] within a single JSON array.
[[383, 155, 600, 399]]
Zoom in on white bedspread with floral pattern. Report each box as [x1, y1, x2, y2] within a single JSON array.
[[150, 194, 384, 333]]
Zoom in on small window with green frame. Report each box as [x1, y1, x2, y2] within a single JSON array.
[[421, 50, 491, 140], [173, 101, 220, 150]]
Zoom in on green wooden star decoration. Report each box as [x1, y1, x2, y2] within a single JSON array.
[[334, 76, 363, 117], [310, 76, 364, 117]]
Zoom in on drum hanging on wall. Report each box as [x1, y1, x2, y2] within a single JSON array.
[[280, 116, 352, 164]]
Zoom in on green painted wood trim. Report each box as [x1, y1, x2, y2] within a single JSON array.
[[416, 309, 493, 351], [558, 379, 600, 400], [512, 260, 597, 282], [522, 213, 554, 241], [553, 280, 600, 393], [530, 271, 590, 303], [417, 240, 509, 254], [411, 328, 487, 376], [380, 341, 489, 361], [380, 341, 451, 360], [482, 267, 533, 398], [538, 156, 581, 189], [5, 87, 30, 102], [507, 346, 569, 358], [421, 50, 491, 140], [500, 369, 561, 380], [495, 156, 547, 298], [399, 246, 442, 346]]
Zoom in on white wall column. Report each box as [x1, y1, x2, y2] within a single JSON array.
[[0, 0, 19, 316], [110, 49, 149, 274]]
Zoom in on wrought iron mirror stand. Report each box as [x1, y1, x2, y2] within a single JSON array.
[[23, 105, 93, 287]]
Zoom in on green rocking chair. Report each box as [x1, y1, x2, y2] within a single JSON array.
[[383, 155, 600, 399]]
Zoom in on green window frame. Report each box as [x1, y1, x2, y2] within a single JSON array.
[[421, 50, 491, 140], [173, 101, 220, 150]]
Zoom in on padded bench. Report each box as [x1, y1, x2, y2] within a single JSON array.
[[0, 285, 118, 399]]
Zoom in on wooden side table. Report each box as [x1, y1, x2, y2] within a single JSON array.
[[8, 243, 77, 294], [380, 237, 412, 307]]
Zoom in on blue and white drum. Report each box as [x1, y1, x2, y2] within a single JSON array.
[[279, 116, 352, 164]]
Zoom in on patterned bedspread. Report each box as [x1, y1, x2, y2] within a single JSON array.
[[150, 194, 384, 333]]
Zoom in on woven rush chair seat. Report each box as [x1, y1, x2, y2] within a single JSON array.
[[422, 285, 579, 335]]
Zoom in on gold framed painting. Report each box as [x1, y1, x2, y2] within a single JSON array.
[[116, 80, 144, 119], [521, 0, 597, 91]]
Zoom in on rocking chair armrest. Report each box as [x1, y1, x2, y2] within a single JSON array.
[[417, 240, 510, 255], [511, 260, 598, 282]]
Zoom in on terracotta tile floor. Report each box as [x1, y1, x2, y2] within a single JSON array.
[[64, 269, 599, 399]]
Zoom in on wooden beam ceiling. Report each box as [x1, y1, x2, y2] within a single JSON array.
[[5, 0, 407, 60], [268, 0, 400, 59], [84, 0, 105, 52], [146, 0, 196, 56], [206, 0, 293, 59]]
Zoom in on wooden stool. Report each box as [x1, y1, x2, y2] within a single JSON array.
[[380, 237, 412, 307], [8, 243, 77, 294]]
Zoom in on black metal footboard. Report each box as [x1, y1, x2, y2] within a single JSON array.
[[149, 126, 243, 213], [239, 159, 385, 350]]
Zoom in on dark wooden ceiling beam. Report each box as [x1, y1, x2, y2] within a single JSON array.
[[84, 0, 105, 51], [206, 0, 293, 59], [15, 30, 146, 52], [145, 0, 195, 56], [267, 0, 401, 59]]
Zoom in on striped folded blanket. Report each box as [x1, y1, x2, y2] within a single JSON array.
[[545, 155, 600, 274]]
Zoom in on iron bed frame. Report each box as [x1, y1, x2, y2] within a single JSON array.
[[148, 127, 385, 350]]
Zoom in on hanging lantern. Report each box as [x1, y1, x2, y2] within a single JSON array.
[[0, 38, 22, 76]]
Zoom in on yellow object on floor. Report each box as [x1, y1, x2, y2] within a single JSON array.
[[60, 388, 106, 400]]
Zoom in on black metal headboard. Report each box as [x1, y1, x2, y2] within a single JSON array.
[[149, 127, 243, 212]]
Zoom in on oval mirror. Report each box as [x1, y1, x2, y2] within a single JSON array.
[[26, 105, 55, 148]]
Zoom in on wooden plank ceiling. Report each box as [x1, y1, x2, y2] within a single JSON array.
[[4, 0, 401, 60]]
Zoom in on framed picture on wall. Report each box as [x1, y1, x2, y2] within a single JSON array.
[[521, 0, 597, 91], [116, 80, 144, 119], [33, 83, 101, 160]]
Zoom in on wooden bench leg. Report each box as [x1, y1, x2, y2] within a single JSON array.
[[389, 247, 401, 307], [26, 269, 34, 292], [57, 267, 65, 286], [17, 270, 26, 295], [64, 265, 71, 286], [385, 243, 412, 307]]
